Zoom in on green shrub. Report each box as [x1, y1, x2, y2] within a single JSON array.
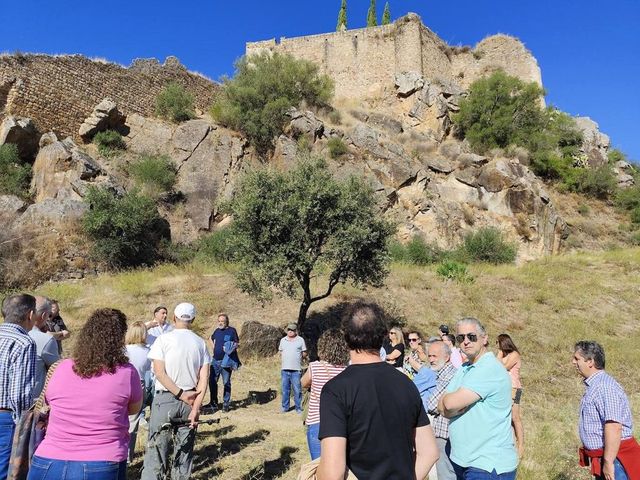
[[194, 228, 236, 263], [93, 130, 126, 157], [569, 166, 617, 200], [405, 237, 442, 265], [328, 110, 342, 125], [327, 137, 348, 159], [436, 261, 474, 283], [156, 82, 196, 123], [607, 148, 627, 164], [615, 185, 640, 211], [461, 227, 517, 264], [453, 71, 546, 154], [0, 144, 31, 198], [127, 154, 176, 196], [82, 187, 168, 268], [388, 239, 407, 262], [630, 207, 640, 225], [577, 203, 590, 216], [211, 52, 333, 156]]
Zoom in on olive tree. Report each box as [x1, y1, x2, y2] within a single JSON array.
[[228, 157, 394, 329]]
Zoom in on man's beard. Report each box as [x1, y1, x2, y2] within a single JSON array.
[[430, 360, 445, 371]]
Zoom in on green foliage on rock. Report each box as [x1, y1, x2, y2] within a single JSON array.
[[93, 130, 126, 157], [127, 154, 176, 196], [460, 227, 517, 264], [82, 187, 167, 268], [382, 2, 391, 25], [155, 82, 196, 123], [211, 53, 333, 156], [336, 0, 348, 31], [568, 165, 617, 200], [389, 237, 442, 265], [194, 228, 236, 263], [436, 261, 474, 283], [367, 0, 377, 26], [0, 144, 31, 198], [227, 156, 395, 327], [327, 137, 348, 159]]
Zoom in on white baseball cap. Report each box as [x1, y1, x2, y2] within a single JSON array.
[[174, 302, 196, 322]]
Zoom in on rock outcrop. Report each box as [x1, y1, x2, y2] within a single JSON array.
[[78, 98, 126, 141], [0, 116, 40, 160]]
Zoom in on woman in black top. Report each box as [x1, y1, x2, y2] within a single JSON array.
[[385, 327, 405, 369]]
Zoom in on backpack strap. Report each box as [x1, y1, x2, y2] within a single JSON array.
[[34, 360, 62, 413]]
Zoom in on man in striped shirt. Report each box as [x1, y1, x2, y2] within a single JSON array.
[[0, 294, 37, 479], [574, 340, 640, 480]]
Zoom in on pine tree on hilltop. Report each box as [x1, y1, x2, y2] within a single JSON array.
[[382, 2, 391, 25], [367, 0, 377, 27], [336, 0, 348, 31]]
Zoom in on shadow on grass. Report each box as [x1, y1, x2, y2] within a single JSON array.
[[229, 389, 278, 410], [192, 428, 270, 473], [239, 446, 298, 480]]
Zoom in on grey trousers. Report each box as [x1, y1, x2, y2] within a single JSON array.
[[141, 391, 196, 480], [436, 437, 456, 480]]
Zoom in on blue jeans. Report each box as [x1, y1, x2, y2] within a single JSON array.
[[27, 456, 127, 480], [306, 423, 321, 460], [595, 459, 628, 480], [281, 370, 302, 412], [0, 412, 15, 480], [209, 360, 232, 408], [453, 464, 517, 480]]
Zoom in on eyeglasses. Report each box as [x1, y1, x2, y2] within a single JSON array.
[[455, 333, 478, 343], [408, 338, 420, 342], [389, 332, 396, 335]]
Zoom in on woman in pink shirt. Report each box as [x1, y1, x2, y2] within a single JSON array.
[[28, 308, 143, 480], [497, 333, 524, 457]]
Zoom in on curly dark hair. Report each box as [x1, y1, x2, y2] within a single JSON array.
[[73, 308, 129, 378], [317, 328, 349, 366]]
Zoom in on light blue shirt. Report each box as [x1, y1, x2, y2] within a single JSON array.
[[446, 352, 517, 474]]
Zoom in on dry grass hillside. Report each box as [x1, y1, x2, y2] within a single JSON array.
[[25, 248, 640, 480]]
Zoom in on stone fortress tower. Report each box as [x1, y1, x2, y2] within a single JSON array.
[[246, 13, 542, 101]]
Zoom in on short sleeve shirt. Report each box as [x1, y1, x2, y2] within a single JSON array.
[[279, 336, 306, 371], [319, 362, 429, 480], [446, 352, 517, 474], [211, 327, 239, 361]]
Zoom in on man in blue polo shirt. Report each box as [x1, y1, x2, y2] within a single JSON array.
[[439, 317, 517, 480], [203, 313, 239, 413]]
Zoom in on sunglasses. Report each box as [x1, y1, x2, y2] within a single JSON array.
[[389, 332, 396, 335], [408, 338, 420, 342], [456, 333, 478, 343]]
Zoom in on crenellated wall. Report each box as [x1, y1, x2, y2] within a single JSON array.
[[0, 54, 218, 140]]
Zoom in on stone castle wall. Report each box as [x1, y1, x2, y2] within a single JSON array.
[[247, 13, 542, 99], [0, 54, 218, 140]]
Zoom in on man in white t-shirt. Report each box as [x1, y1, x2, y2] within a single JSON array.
[[141, 302, 210, 480], [279, 323, 307, 414], [145, 305, 173, 346]]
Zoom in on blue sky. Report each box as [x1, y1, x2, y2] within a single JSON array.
[[2, 1, 639, 160]]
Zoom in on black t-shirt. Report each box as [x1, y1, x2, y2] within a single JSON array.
[[385, 342, 404, 368], [319, 362, 429, 480]]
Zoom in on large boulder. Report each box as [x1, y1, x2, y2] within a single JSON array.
[[0, 116, 40, 160], [78, 98, 127, 141], [238, 321, 283, 358], [284, 108, 324, 141], [0, 195, 26, 215], [574, 116, 610, 168], [395, 71, 425, 97], [16, 198, 88, 226], [31, 136, 120, 203]]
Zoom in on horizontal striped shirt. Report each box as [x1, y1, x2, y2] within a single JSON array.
[[579, 370, 634, 450], [307, 361, 346, 425], [0, 323, 37, 423]]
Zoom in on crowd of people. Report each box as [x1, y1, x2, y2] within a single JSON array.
[[0, 293, 638, 480]]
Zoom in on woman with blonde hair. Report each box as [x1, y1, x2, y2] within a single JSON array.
[[384, 326, 405, 369], [28, 308, 142, 480], [301, 328, 349, 460], [497, 333, 524, 457], [125, 321, 151, 463]]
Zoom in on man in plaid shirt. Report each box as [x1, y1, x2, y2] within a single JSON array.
[[426, 340, 458, 480], [574, 341, 640, 480], [0, 294, 37, 479]]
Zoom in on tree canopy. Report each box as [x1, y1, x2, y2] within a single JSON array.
[[367, 0, 377, 26], [382, 2, 391, 25], [228, 157, 395, 328]]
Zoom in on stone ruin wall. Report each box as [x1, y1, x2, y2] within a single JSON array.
[[247, 14, 542, 100], [0, 54, 219, 141]]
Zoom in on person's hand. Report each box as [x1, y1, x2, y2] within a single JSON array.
[[187, 408, 200, 429], [61, 330, 70, 339], [602, 459, 615, 480], [180, 390, 200, 407]]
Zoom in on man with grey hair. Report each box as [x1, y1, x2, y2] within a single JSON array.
[[141, 302, 210, 480], [29, 296, 60, 396], [439, 317, 517, 479], [426, 340, 458, 480], [574, 340, 639, 480], [0, 294, 37, 479]]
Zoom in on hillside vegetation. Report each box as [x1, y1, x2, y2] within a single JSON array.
[[22, 248, 640, 480]]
